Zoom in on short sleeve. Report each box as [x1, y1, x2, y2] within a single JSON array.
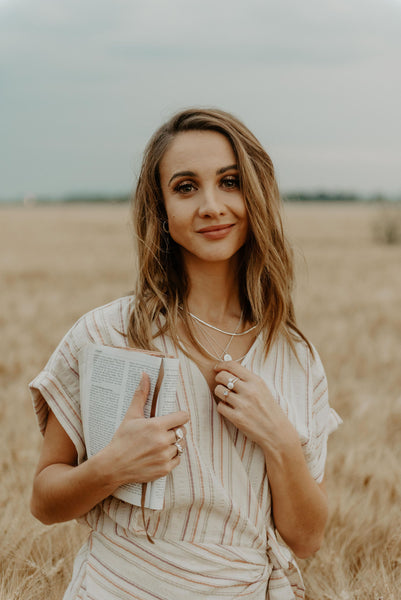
[[29, 317, 88, 463], [302, 348, 342, 483], [29, 296, 133, 463]]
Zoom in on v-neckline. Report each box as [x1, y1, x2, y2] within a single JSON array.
[[174, 332, 262, 396]]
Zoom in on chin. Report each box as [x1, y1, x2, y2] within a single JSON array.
[[179, 240, 246, 267], [192, 253, 242, 267]]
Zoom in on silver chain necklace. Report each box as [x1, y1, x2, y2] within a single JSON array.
[[191, 313, 243, 362], [180, 306, 258, 336], [193, 329, 249, 362]]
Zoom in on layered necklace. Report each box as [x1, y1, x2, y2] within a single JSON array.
[[184, 309, 258, 362]]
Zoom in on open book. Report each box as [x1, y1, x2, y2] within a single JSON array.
[[78, 344, 180, 511]]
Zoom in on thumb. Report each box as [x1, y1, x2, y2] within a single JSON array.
[[125, 372, 150, 419]]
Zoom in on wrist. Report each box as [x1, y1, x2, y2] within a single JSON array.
[[89, 447, 122, 496], [261, 427, 301, 468]]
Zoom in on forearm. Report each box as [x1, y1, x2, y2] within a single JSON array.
[[264, 435, 328, 558], [31, 376, 189, 526], [31, 450, 117, 525], [213, 361, 329, 557]]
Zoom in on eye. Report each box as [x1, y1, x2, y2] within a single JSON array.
[[173, 181, 197, 194], [221, 175, 240, 189]]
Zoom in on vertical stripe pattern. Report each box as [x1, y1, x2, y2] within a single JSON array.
[[29, 296, 341, 599]]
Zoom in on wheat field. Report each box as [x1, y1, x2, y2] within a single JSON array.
[[1, 202, 400, 599]]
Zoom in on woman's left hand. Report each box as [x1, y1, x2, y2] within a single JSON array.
[[214, 360, 298, 452]]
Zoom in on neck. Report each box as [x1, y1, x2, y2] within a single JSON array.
[[184, 256, 242, 324]]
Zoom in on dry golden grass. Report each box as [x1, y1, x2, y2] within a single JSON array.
[[1, 202, 400, 599]]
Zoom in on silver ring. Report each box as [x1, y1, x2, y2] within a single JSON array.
[[227, 376, 239, 391], [223, 388, 230, 398], [174, 427, 184, 442], [174, 441, 184, 455]]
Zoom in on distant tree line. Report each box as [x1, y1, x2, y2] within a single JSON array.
[[283, 192, 360, 202], [60, 191, 396, 204], [60, 193, 131, 204], [2, 190, 399, 205]]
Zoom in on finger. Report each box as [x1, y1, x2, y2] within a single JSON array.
[[169, 437, 187, 458], [168, 425, 187, 445], [214, 384, 238, 407], [214, 370, 230, 385], [216, 399, 236, 420], [169, 454, 182, 470], [214, 370, 243, 392], [154, 410, 190, 430], [125, 372, 151, 419], [213, 360, 252, 381]]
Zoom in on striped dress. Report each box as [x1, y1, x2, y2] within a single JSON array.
[[29, 296, 341, 600]]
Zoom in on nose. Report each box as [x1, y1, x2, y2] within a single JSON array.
[[198, 186, 226, 218]]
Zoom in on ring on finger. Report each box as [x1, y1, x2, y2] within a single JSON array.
[[227, 376, 239, 391], [174, 427, 184, 442], [174, 441, 184, 455]]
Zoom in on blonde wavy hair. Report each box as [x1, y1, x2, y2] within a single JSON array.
[[128, 107, 312, 358]]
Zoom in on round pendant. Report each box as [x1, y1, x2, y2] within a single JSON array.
[[223, 354, 232, 361]]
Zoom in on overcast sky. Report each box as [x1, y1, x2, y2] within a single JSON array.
[[1, 0, 400, 199]]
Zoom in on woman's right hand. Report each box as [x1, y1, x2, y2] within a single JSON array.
[[101, 373, 189, 489], [31, 373, 189, 525]]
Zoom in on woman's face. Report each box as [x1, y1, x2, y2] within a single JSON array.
[[159, 130, 249, 268]]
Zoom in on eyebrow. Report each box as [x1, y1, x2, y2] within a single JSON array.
[[168, 164, 238, 186]]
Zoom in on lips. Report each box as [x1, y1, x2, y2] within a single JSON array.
[[197, 224, 234, 233], [196, 223, 235, 240]]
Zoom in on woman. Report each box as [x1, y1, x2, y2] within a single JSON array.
[[30, 108, 341, 599]]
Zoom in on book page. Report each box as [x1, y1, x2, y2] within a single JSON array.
[[113, 356, 181, 509], [79, 345, 162, 457], [78, 344, 180, 510], [156, 358, 180, 417]]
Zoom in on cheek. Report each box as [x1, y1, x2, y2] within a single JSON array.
[[237, 195, 248, 219], [166, 214, 188, 244], [164, 197, 185, 225], [167, 211, 182, 228]]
